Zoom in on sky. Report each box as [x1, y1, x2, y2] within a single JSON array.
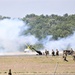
[[0, 0, 75, 18]]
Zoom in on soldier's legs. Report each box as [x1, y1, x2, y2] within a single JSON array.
[[64, 57, 66, 61], [64, 57, 68, 62]]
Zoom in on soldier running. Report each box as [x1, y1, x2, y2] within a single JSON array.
[[63, 50, 68, 62]]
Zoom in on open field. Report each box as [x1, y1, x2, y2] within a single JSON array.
[[0, 55, 75, 75]]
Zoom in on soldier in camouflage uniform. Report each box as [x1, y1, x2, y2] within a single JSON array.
[[52, 49, 55, 56], [8, 69, 12, 75], [56, 49, 59, 56], [45, 49, 49, 56], [72, 52, 75, 61], [63, 50, 68, 61]]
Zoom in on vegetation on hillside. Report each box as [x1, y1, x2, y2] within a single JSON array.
[[22, 13, 75, 40]]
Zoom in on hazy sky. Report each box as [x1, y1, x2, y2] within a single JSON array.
[[0, 0, 75, 18]]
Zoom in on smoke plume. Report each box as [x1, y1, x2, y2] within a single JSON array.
[[43, 33, 75, 51], [0, 18, 75, 54], [0, 19, 38, 53]]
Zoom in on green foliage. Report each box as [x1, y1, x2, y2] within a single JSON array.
[[0, 14, 74, 41], [22, 14, 75, 40]]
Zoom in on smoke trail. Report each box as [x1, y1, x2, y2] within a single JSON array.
[[0, 19, 38, 53], [43, 33, 75, 51]]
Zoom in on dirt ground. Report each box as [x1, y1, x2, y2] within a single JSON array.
[[0, 55, 75, 75]]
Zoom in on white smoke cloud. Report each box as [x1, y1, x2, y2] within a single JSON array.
[[0, 19, 38, 53], [0, 18, 75, 53], [44, 33, 75, 51]]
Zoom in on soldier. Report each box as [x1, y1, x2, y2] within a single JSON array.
[[63, 50, 68, 62], [70, 48, 74, 55], [8, 69, 12, 75], [52, 49, 55, 56], [72, 52, 75, 61], [56, 49, 59, 56], [45, 49, 47, 56], [73, 56, 75, 61], [45, 49, 49, 56]]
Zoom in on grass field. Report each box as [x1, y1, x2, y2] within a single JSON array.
[[0, 55, 75, 75]]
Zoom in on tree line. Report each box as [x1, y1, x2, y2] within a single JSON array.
[[22, 13, 75, 40]]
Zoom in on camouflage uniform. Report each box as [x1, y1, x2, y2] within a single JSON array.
[[63, 51, 67, 61], [8, 69, 12, 75], [52, 49, 55, 56], [72, 52, 75, 61], [45, 50, 49, 56], [56, 49, 59, 56]]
